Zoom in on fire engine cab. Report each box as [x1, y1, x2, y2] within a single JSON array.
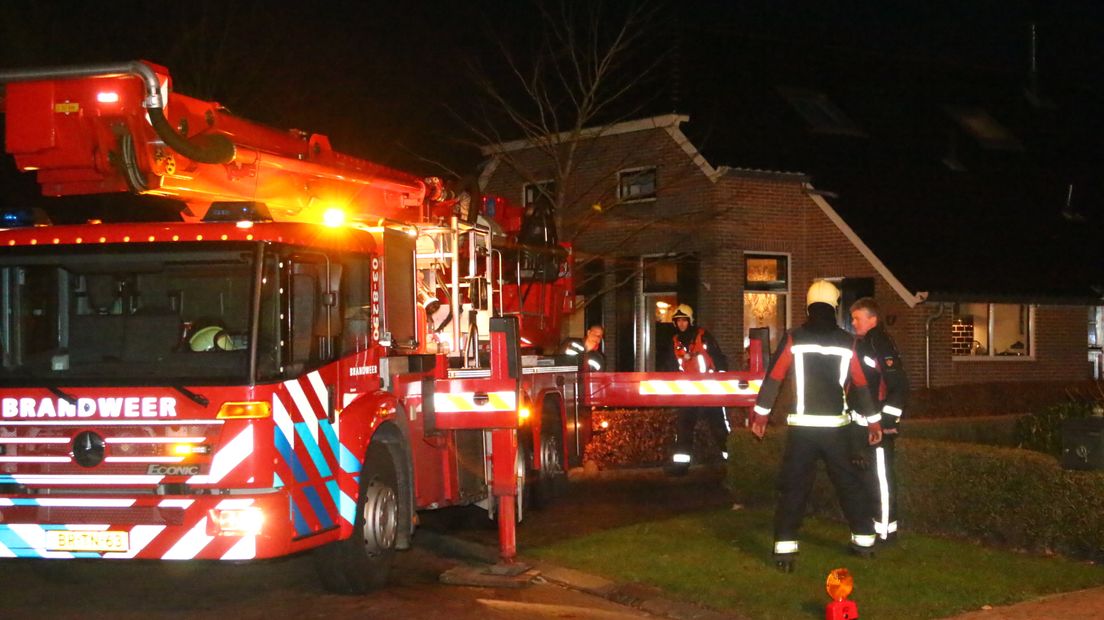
[[0, 60, 766, 593]]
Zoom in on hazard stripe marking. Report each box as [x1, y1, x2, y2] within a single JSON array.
[[432, 391, 517, 412], [189, 425, 253, 485], [285, 379, 319, 444], [639, 379, 762, 396], [161, 518, 213, 560]]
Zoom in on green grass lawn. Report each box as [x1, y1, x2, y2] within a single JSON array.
[[528, 507, 1104, 619]]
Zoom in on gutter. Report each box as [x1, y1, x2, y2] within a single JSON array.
[[924, 300, 947, 389]]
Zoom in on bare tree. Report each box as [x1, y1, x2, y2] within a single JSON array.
[[463, 1, 665, 224], [456, 1, 728, 306]]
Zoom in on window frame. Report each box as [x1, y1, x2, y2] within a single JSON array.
[[616, 166, 658, 203], [951, 302, 1036, 362], [522, 179, 556, 209], [742, 252, 791, 352]]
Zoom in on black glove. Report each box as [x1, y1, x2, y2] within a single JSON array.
[[847, 424, 869, 469]]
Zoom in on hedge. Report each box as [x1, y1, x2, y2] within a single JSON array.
[[905, 415, 1023, 448], [909, 380, 1102, 418], [726, 430, 1104, 560]]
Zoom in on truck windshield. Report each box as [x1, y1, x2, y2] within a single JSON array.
[[0, 243, 269, 386]]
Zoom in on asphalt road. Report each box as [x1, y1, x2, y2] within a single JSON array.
[[0, 466, 731, 620]]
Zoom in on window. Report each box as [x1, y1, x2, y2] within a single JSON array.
[[1090, 307, 1103, 379], [952, 303, 1033, 358], [617, 167, 657, 202], [780, 88, 864, 136], [523, 180, 555, 209], [744, 254, 789, 352]]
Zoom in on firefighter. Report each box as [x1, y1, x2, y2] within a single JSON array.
[[665, 304, 730, 474], [750, 280, 881, 572], [561, 324, 606, 371], [849, 297, 908, 544]]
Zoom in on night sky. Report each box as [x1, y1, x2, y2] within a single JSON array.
[[1, 1, 1101, 201]]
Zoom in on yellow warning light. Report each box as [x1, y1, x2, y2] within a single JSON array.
[[211, 507, 265, 536], [170, 442, 212, 456], [217, 401, 272, 420], [518, 404, 531, 422], [826, 568, 854, 601], [322, 208, 346, 227]]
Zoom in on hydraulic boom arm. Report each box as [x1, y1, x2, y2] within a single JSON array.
[[0, 61, 425, 222]]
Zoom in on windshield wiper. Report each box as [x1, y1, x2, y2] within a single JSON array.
[[48, 386, 77, 405], [172, 385, 209, 408]]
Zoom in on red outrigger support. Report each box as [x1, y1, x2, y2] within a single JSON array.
[[583, 338, 766, 410]]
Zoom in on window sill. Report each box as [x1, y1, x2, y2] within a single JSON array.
[[951, 355, 1035, 362], [618, 196, 657, 204]]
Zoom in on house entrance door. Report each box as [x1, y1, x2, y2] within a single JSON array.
[[639, 293, 678, 371]]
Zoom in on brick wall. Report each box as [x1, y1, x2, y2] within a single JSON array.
[[482, 126, 1092, 391]]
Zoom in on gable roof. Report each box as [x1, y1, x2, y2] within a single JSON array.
[[678, 31, 1104, 305], [478, 114, 722, 191]]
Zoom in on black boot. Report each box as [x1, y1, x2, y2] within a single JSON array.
[[849, 543, 875, 559], [773, 553, 796, 573]]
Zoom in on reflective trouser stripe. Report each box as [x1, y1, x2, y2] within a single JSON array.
[[787, 413, 850, 427], [851, 533, 876, 548], [672, 453, 691, 464], [875, 446, 891, 539], [874, 521, 898, 535], [774, 540, 799, 554], [883, 405, 903, 417]]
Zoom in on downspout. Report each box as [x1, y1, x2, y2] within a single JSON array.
[[0, 61, 234, 164], [924, 302, 948, 389]]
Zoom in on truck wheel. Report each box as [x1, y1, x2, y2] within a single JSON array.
[[532, 408, 566, 508], [313, 441, 399, 594]]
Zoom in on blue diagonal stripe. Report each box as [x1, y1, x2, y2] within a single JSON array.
[[302, 485, 335, 530], [290, 496, 311, 536], [274, 427, 309, 483], [324, 479, 356, 525], [0, 526, 38, 557], [294, 422, 333, 478], [320, 420, 360, 474]]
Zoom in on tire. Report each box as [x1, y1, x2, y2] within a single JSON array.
[[313, 441, 400, 594], [531, 406, 567, 508]]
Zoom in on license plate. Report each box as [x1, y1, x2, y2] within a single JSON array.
[[46, 529, 129, 553]]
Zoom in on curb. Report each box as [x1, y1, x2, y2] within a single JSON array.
[[416, 530, 747, 620]]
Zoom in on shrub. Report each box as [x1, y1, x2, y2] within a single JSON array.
[[584, 408, 730, 468], [726, 430, 1104, 559], [1015, 402, 1098, 456]]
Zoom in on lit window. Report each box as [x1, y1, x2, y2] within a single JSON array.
[[617, 167, 657, 202], [780, 88, 864, 136], [744, 254, 789, 351], [952, 303, 1033, 358]]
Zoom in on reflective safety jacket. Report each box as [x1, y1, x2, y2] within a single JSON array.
[[561, 338, 605, 371], [753, 321, 877, 427], [853, 323, 908, 431], [673, 327, 727, 373]]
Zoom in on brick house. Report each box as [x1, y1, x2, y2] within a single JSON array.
[[479, 111, 1102, 401]]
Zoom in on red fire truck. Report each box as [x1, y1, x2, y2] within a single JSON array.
[[0, 61, 765, 593]]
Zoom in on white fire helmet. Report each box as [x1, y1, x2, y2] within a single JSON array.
[[806, 280, 841, 309], [671, 304, 695, 324], [189, 325, 232, 352]]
